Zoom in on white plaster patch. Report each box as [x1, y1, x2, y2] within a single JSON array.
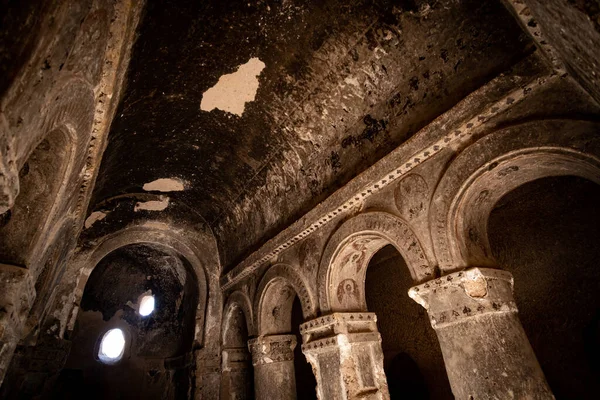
[[344, 76, 360, 87], [143, 178, 185, 192], [84, 211, 107, 229], [134, 197, 169, 212], [200, 57, 266, 116]]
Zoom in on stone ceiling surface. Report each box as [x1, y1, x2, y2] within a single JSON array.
[[89, 0, 532, 271]]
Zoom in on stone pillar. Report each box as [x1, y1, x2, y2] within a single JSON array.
[[408, 267, 554, 400], [300, 312, 389, 400], [248, 334, 297, 400], [221, 347, 253, 400], [0, 264, 35, 385], [194, 348, 221, 400]]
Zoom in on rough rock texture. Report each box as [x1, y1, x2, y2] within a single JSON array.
[[365, 245, 452, 399], [89, 0, 532, 273], [0, 0, 142, 392], [409, 268, 554, 399], [2, 0, 600, 399]]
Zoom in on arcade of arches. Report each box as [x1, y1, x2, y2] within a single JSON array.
[[1, 0, 600, 399]]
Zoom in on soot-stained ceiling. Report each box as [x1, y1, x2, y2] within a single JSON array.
[[90, 0, 532, 271]]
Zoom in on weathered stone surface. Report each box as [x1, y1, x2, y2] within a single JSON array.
[[2, 0, 600, 399], [409, 268, 554, 399], [301, 313, 389, 400], [249, 335, 297, 400]]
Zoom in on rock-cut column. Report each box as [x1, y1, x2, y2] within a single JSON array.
[[248, 334, 297, 400], [221, 347, 253, 400], [408, 267, 554, 400], [300, 312, 389, 400]]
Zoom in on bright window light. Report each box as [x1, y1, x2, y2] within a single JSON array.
[[98, 328, 125, 363], [139, 295, 155, 317]]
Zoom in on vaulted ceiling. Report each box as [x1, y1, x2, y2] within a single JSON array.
[[88, 0, 532, 271]]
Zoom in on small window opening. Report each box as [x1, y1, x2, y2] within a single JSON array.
[[139, 295, 155, 317], [98, 328, 125, 364]]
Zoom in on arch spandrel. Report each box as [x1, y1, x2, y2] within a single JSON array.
[[430, 119, 600, 272], [317, 211, 434, 314]]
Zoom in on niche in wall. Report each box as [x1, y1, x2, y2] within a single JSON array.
[[0, 128, 73, 266]]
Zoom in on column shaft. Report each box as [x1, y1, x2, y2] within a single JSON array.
[[409, 267, 554, 399], [248, 334, 297, 400], [221, 347, 253, 400]]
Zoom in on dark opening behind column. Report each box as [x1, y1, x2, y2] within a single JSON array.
[[365, 244, 453, 399]]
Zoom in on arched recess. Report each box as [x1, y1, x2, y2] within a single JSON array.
[[254, 263, 316, 336], [22, 218, 77, 341], [58, 242, 200, 399], [317, 211, 434, 313], [430, 119, 600, 272], [0, 78, 95, 268], [222, 290, 255, 343], [66, 226, 209, 347], [0, 127, 76, 266]]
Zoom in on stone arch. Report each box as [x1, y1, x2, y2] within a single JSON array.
[[222, 290, 256, 342], [0, 78, 95, 269], [254, 263, 316, 335], [317, 211, 434, 313], [69, 225, 210, 346], [431, 119, 600, 272]]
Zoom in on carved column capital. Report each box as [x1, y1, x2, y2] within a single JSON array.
[[300, 312, 380, 354], [408, 267, 517, 329], [248, 334, 296, 366], [409, 267, 553, 399], [301, 313, 389, 400]]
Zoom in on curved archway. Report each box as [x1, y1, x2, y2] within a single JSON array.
[[430, 119, 600, 271], [0, 127, 76, 266], [365, 244, 452, 399], [317, 211, 433, 313], [223, 291, 255, 340], [68, 226, 209, 345], [59, 242, 199, 399], [254, 263, 316, 335], [253, 264, 317, 399]]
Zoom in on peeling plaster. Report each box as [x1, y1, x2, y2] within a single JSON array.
[[143, 178, 185, 192], [84, 211, 107, 229], [200, 57, 266, 116], [134, 197, 169, 212]]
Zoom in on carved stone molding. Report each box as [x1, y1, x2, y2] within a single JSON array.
[[409, 268, 517, 329], [300, 312, 379, 351]]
